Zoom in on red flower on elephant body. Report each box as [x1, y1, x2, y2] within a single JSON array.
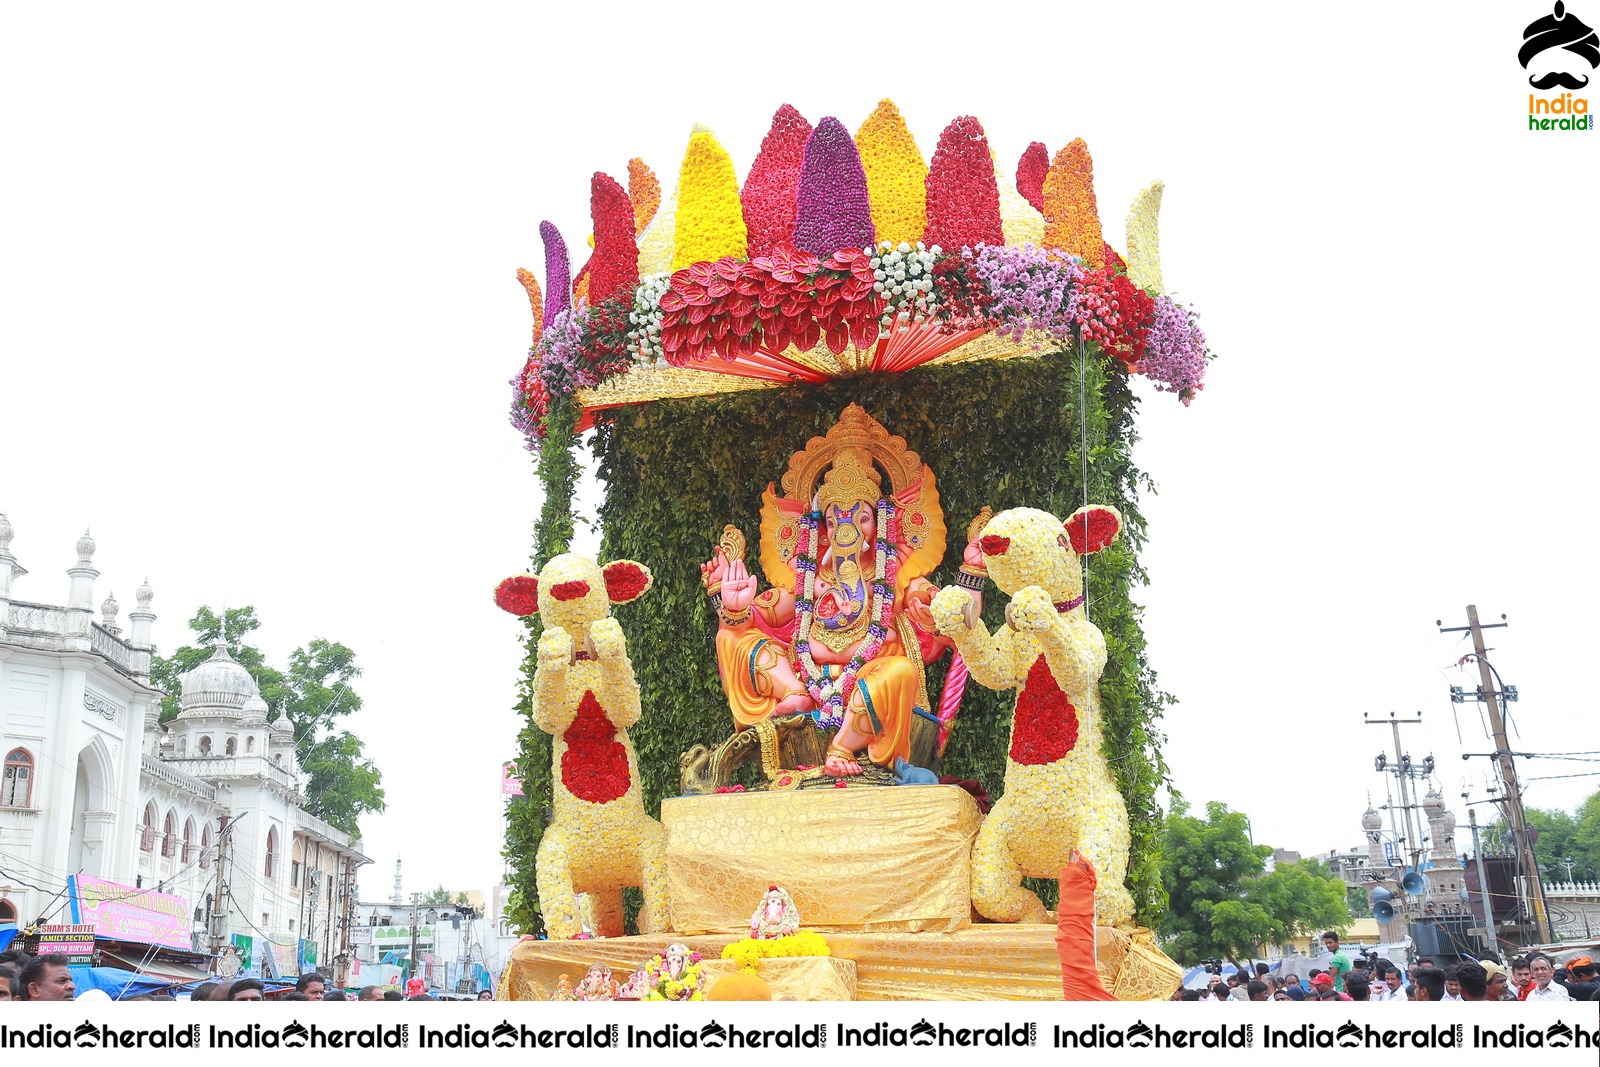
[[561, 691, 631, 803], [1009, 655, 1078, 765]]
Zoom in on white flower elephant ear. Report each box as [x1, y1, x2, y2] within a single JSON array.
[[494, 574, 539, 616], [602, 559, 654, 604], [1064, 505, 1123, 555]]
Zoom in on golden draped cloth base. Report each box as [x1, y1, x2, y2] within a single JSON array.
[[662, 786, 981, 935], [498, 925, 1180, 1001], [699, 956, 857, 1001]]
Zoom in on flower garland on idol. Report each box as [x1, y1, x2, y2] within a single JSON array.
[[791, 500, 898, 729], [509, 102, 1213, 452]]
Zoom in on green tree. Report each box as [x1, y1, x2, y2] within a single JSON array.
[[1160, 801, 1349, 966], [420, 885, 454, 906], [150, 606, 384, 836]]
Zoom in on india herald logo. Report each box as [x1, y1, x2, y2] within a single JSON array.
[[1520, 2, 1600, 89]]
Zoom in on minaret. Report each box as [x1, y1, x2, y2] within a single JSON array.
[[65, 529, 98, 642], [128, 579, 156, 680], [0, 513, 25, 640], [392, 859, 404, 906]]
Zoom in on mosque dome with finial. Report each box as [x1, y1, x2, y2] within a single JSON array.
[[1423, 790, 1445, 817], [239, 693, 271, 726], [178, 642, 259, 716], [1362, 806, 1383, 831]]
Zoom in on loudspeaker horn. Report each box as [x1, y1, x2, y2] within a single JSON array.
[[1370, 886, 1394, 903], [1400, 869, 1427, 895], [1373, 900, 1397, 922]]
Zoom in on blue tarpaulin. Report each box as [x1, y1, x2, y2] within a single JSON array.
[[68, 966, 180, 1000]]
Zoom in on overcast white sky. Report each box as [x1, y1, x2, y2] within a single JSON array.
[[4, 3, 1597, 902]]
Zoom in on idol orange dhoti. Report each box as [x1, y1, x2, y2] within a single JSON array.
[[715, 625, 917, 767]]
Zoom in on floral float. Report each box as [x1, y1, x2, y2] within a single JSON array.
[[493, 553, 670, 939], [509, 100, 1211, 452], [930, 506, 1134, 929]]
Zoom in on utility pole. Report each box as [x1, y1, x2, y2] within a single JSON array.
[[1467, 806, 1499, 953], [1364, 711, 1432, 875], [335, 858, 357, 989], [409, 892, 421, 985], [209, 815, 234, 963], [1439, 606, 1551, 944]]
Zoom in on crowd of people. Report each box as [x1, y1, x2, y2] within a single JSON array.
[[0, 948, 496, 1003], [1177, 931, 1599, 1004]]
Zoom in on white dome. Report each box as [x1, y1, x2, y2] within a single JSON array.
[[178, 643, 257, 717], [271, 711, 294, 736], [1362, 807, 1383, 830], [240, 694, 271, 725]]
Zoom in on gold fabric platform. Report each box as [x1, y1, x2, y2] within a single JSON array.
[[662, 785, 981, 935], [499, 924, 1181, 1002], [700, 956, 857, 1001]]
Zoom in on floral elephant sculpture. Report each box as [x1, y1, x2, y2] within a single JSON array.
[[931, 505, 1134, 929], [495, 554, 670, 938]]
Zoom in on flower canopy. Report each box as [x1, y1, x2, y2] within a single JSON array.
[[510, 100, 1212, 447]]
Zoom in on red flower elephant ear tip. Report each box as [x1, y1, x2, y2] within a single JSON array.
[[1065, 506, 1122, 555], [602, 559, 654, 604], [494, 574, 539, 616]]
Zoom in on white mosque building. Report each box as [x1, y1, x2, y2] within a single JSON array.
[[0, 514, 366, 981]]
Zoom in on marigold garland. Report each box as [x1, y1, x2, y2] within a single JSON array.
[[923, 116, 1004, 252], [1042, 138, 1104, 269], [672, 128, 748, 271], [1015, 141, 1050, 213], [719, 930, 831, 972], [627, 157, 661, 236], [589, 172, 641, 304], [741, 104, 813, 257], [1124, 180, 1164, 294], [792, 117, 875, 259], [517, 267, 544, 346], [856, 99, 927, 247], [540, 221, 573, 321]]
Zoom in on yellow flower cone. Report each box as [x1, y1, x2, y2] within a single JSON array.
[[856, 99, 927, 246], [672, 128, 748, 270]]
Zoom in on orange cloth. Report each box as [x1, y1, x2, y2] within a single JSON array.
[[713, 625, 915, 767], [1056, 863, 1116, 1001]]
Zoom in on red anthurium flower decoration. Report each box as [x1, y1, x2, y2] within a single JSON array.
[[923, 116, 1003, 251], [792, 117, 874, 259], [978, 534, 1011, 557], [1064, 506, 1121, 555], [602, 559, 654, 603], [742, 105, 813, 257], [589, 172, 640, 304], [494, 574, 539, 616], [1015, 141, 1050, 213]]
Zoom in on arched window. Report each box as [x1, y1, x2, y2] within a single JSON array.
[[291, 838, 304, 889], [0, 899, 16, 923], [246, 736, 255, 753], [264, 828, 278, 879], [2, 748, 34, 808], [162, 809, 178, 857], [177, 736, 187, 757], [200, 824, 214, 869], [183, 818, 196, 862], [225, 737, 236, 756], [199, 736, 213, 756], [141, 802, 159, 851]]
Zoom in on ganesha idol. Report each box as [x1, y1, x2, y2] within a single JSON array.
[[699, 405, 954, 779]]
